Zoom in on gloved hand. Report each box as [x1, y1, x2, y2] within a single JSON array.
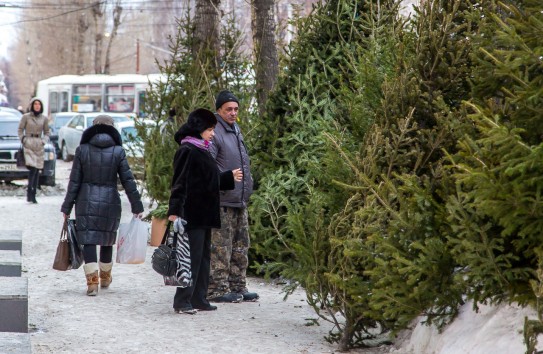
[[173, 218, 187, 234]]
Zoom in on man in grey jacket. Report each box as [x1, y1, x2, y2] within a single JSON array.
[[207, 90, 259, 303]]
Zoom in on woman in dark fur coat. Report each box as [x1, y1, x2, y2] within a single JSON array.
[[167, 108, 242, 314], [61, 115, 143, 296]]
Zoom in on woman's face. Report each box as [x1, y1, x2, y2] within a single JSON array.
[[200, 126, 215, 142]]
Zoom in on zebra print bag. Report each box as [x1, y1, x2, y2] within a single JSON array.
[[152, 219, 192, 287]]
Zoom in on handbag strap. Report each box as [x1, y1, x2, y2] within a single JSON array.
[[160, 221, 172, 245], [60, 220, 68, 241]]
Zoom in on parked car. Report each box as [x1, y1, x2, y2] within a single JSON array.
[[0, 107, 22, 119], [58, 112, 132, 162], [0, 113, 56, 186], [49, 112, 77, 158], [115, 119, 155, 179]]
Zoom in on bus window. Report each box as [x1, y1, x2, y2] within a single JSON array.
[[73, 84, 101, 112], [137, 90, 146, 117], [60, 92, 69, 112], [48, 91, 70, 116], [49, 91, 59, 114], [105, 85, 135, 113]]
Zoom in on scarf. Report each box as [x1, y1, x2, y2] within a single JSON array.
[[181, 136, 211, 150]]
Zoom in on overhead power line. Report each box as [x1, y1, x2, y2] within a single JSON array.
[[0, 1, 107, 27]]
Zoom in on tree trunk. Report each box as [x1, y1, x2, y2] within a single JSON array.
[[193, 0, 221, 72], [103, 3, 123, 75], [251, 0, 279, 116], [77, 12, 89, 75], [92, 2, 105, 74]]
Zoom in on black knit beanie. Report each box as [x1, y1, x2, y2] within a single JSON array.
[[174, 108, 217, 143], [215, 90, 239, 110]]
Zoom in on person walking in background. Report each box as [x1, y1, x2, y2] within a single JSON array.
[[207, 90, 258, 303], [167, 108, 242, 314], [18, 98, 49, 204], [61, 115, 143, 296]]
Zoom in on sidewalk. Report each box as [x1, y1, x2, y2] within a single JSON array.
[[0, 161, 345, 354]]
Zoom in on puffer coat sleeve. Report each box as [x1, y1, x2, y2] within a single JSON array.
[[61, 147, 84, 216]]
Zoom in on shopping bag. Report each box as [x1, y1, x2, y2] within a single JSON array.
[[66, 219, 84, 269], [116, 217, 148, 264], [52, 223, 70, 271]]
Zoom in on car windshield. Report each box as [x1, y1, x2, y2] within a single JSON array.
[[54, 116, 73, 129], [121, 126, 140, 142], [0, 121, 19, 138]]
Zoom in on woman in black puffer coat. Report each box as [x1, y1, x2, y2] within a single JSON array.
[[61, 115, 143, 296]]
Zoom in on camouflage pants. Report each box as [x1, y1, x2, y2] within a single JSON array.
[[207, 207, 250, 297]]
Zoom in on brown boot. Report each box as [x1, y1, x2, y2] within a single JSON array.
[[83, 263, 99, 296], [99, 262, 113, 289]]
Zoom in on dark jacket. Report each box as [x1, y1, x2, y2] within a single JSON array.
[[209, 113, 253, 208], [167, 142, 235, 230], [61, 124, 143, 246]]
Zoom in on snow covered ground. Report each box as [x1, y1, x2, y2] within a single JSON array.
[[391, 301, 541, 354]]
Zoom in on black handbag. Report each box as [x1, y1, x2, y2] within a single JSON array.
[[66, 219, 84, 269], [151, 222, 177, 276], [16, 146, 25, 168]]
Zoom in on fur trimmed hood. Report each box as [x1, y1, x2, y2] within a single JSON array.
[[80, 124, 122, 146], [28, 97, 44, 115]]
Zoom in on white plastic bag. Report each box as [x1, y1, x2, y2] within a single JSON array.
[[116, 217, 148, 264]]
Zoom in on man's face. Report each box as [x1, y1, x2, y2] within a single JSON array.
[[33, 101, 41, 110], [217, 102, 239, 125]]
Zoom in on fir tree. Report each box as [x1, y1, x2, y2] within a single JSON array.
[[142, 13, 211, 206], [249, 0, 408, 349], [447, 0, 543, 307], [327, 0, 486, 337]]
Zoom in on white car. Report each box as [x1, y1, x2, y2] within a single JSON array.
[[58, 112, 132, 161], [115, 119, 155, 179]]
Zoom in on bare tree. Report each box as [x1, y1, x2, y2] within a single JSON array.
[[103, 1, 123, 74], [251, 0, 278, 115], [77, 10, 90, 75], [91, 2, 105, 74]]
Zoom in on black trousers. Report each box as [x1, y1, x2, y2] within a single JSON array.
[[173, 228, 211, 309], [27, 167, 39, 201], [83, 245, 113, 264]]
